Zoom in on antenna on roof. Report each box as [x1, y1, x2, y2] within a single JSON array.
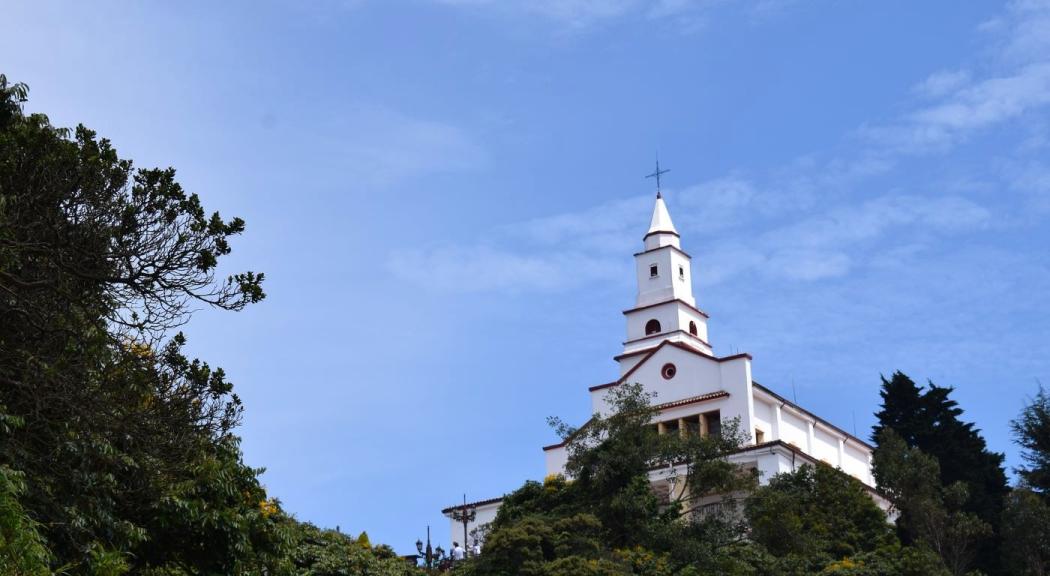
[[791, 378, 797, 404], [852, 411, 858, 437]]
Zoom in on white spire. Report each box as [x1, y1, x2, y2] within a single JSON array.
[[623, 189, 709, 361], [644, 195, 680, 250], [647, 194, 678, 236]]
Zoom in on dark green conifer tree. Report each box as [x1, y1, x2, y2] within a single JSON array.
[[1013, 385, 1050, 494], [873, 371, 1009, 575]]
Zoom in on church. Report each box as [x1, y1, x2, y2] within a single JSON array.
[[443, 188, 883, 544]]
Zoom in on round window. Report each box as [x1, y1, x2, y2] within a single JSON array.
[[661, 363, 677, 380]]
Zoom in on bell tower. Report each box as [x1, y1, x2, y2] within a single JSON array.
[[620, 190, 712, 371]]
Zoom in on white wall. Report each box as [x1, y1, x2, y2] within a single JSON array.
[[778, 409, 809, 450], [751, 388, 875, 487], [752, 398, 773, 440], [446, 501, 500, 548], [634, 248, 695, 307], [544, 445, 569, 477]]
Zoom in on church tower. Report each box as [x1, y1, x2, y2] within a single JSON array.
[[448, 173, 886, 540], [620, 192, 712, 373]]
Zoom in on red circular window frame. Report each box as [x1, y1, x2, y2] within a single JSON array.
[[661, 363, 677, 380]]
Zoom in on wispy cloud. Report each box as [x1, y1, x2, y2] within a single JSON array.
[[328, 104, 485, 187], [912, 69, 971, 99], [392, 0, 1047, 294], [862, 1, 1050, 155], [430, 0, 791, 29], [432, 0, 641, 27], [864, 63, 1050, 154], [393, 245, 622, 293], [390, 186, 990, 292]]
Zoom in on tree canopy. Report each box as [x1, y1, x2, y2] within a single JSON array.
[[872, 371, 1008, 575], [464, 383, 937, 576], [0, 74, 413, 575]]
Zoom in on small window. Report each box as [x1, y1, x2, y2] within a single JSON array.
[[703, 411, 722, 438], [678, 265, 685, 279], [688, 321, 697, 336], [661, 363, 677, 380], [684, 415, 701, 435], [663, 419, 680, 436], [649, 264, 659, 278], [645, 319, 661, 335], [755, 428, 765, 444]]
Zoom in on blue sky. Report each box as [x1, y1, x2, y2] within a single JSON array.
[[4, 0, 1050, 552]]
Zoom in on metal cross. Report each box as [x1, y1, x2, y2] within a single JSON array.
[[646, 159, 670, 197]]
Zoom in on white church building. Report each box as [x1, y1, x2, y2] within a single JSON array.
[[443, 190, 881, 543]]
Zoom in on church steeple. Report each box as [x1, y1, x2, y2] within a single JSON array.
[[618, 191, 712, 372], [644, 193, 681, 251]]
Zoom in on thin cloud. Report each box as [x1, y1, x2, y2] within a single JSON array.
[[329, 104, 485, 187], [430, 0, 792, 28], [432, 0, 642, 27], [913, 69, 972, 99], [391, 1, 1037, 294], [392, 190, 990, 293], [862, 1, 1050, 155], [878, 63, 1050, 153]]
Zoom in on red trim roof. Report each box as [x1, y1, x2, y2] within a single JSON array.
[[441, 496, 505, 514], [622, 298, 709, 319], [543, 417, 595, 451], [642, 230, 681, 241], [653, 390, 729, 411], [623, 329, 712, 349], [751, 382, 875, 451], [634, 243, 691, 259], [597, 342, 750, 392]]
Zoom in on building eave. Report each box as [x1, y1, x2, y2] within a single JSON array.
[[751, 382, 875, 451], [441, 496, 505, 515], [653, 390, 729, 411], [543, 417, 595, 451], [622, 297, 709, 319], [633, 244, 691, 259], [612, 340, 750, 370], [642, 229, 681, 241]]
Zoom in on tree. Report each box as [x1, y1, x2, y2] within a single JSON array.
[[1001, 488, 1050, 576], [745, 463, 897, 573], [873, 429, 989, 576], [1012, 385, 1050, 494], [0, 464, 51, 576], [0, 74, 281, 574], [1000, 384, 1050, 575], [470, 383, 756, 575], [283, 521, 418, 576], [872, 372, 1007, 574]]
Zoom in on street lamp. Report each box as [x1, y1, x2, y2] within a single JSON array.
[[448, 494, 477, 557], [415, 525, 446, 572]]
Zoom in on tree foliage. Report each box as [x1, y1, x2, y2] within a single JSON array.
[[0, 73, 419, 576], [0, 73, 288, 575], [467, 383, 933, 576], [283, 521, 416, 576], [746, 463, 896, 571], [1013, 385, 1050, 494], [1001, 385, 1050, 576], [1001, 488, 1050, 576], [872, 430, 989, 576], [872, 371, 1007, 575]]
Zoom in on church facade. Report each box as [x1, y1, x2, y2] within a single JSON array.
[[443, 192, 881, 544]]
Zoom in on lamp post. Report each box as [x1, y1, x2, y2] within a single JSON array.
[[415, 525, 445, 573], [448, 494, 476, 558]]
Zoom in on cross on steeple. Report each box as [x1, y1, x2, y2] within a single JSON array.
[[646, 159, 670, 198]]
